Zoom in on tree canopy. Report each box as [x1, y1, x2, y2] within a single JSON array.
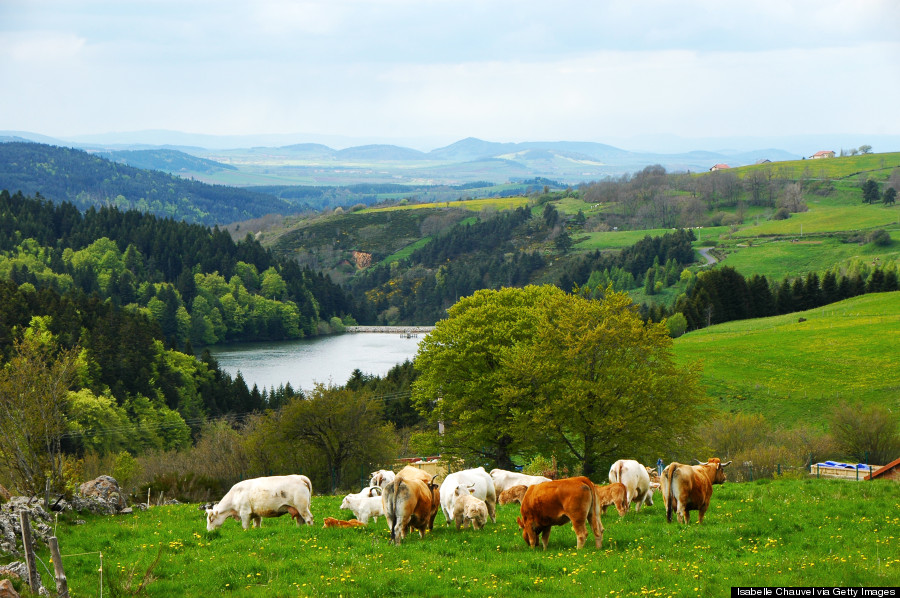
[[412, 285, 706, 479]]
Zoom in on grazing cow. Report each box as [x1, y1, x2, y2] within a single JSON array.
[[661, 458, 732, 524], [594, 482, 629, 517], [382, 468, 441, 545], [339, 486, 384, 524], [489, 469, 551, 496], [439, 467, 497, 525], [323, 517, 367, 528], [206, 475, 314, 531], [516, 476, 603, 550], [498, 484, 528, 505], [451, 485, 488, 530], [608, 459, 656, 512], [369, 469, 396, 489]]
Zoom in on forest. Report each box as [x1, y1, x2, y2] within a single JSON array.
[[0, 190, 359, 348]]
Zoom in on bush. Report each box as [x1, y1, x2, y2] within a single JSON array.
[[773, 207, 791, 220], [666, 313, 688, 338], [867, 229, 892, 247], [830, 401, 900, 465]]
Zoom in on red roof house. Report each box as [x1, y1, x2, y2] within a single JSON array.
[[865, 457, 900, 481], [811, 150, 835, 159]]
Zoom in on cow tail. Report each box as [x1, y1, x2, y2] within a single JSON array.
[[665, 466, 677, 524], [613, 461, 623, 483], [383, 481, 398, 542]]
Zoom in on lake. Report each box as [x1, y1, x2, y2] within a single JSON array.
[[208, 332, 424, 392]]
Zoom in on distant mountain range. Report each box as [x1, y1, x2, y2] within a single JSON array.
[[3, 129, 898, 189]]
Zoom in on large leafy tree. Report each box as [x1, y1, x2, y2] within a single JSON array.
[[413, 285, 706, 479]]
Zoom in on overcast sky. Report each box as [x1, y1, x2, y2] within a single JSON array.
[[1, 0, 899, 150]]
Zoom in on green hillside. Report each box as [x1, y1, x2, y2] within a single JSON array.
[[0, 142, 292, 225], [674, 291, 900, 427]]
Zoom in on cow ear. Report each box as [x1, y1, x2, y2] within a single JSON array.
[[468, 488, 475, 495]]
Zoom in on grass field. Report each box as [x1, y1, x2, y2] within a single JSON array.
[[32, 477, 900, 597], [361, 196, 531, 213], [673, 292, 900, 427]]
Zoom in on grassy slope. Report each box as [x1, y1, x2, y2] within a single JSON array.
[[673, 292, 900, 428], [36, 479, 900, 597]]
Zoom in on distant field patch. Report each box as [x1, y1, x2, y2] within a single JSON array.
[[575, 228, 678, 250], [715, 236, 899, 280], [735, 204, 899, 237], [363, 196, 530, 213]]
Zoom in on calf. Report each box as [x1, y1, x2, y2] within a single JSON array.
[[517, 476, 603, 550], [594, 482, 629, 517], [339, 486, 384, 524], [662, 458, 732, 524], [498, 484, 528, 505], [323, 517, 367, 528], [451, 485, 488, 530], [206, 474, 314, 531], [440, 467, 496, 525]]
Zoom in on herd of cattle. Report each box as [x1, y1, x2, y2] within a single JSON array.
[[204, 458, 732, 549]]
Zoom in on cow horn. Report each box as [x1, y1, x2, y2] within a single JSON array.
[[692, 459, 702, 465], [721, 461, 733, 467]]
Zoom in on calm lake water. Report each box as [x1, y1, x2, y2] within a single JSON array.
[[208, 333, 423, 392]]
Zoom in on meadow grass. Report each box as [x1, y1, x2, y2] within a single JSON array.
[[735, 153, 900, 182], [732, 204, 899, 238], [575, 229, 680, 251], [361, 196, 531, 213], [35, 478, 899, 597], [712, 236, 900, 280], [673, 292, 900, 427]]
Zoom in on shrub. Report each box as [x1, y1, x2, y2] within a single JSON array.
[[773, 207, 790, 220], [830, 401, 900, 465], [867, 229, 891, 247], [666, 313, 688, 338]]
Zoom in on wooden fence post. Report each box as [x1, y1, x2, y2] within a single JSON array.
[[48, 536, 69, 598], [19, 511, 39, 591]]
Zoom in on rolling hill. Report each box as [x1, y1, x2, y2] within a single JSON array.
[[0, 141, 292, 225]]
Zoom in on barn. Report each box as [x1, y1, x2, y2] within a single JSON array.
[[865, 457, 900, 481]]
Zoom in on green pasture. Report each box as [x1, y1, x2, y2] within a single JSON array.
[[735, 152, 900, 182], [32, 478, 899, 597], [362, 196, 531, 214], [731, 203, 899, 238], [673, 292, 900, 427], [713, 236, 900, 280], [575, 229, 680, 251]]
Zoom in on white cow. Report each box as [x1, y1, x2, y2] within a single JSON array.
[[439, 467, 496, 525], [451, 485, 488, 530], [206, 474, 314, 531], [608, 459, 656, 512], [489, 468, 551, 496], [339, 486, 384, 524], [369, 469, 396, 489]]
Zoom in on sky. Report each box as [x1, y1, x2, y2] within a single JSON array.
[[1, 0, 899, 151]]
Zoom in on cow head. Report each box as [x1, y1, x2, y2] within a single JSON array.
[[206, 508, 233, 532], [696, 458, 732, 484], [339, 495, 352, 510], [516, 516, 539, 548]]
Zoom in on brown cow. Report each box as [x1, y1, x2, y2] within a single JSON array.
[[661, 458, 732, 524], [382, 468, 441, 545], [322, 517, 366, 528], [498, 484, 528, 505], [516, 476, 603, 550], [593, 482, 629, 517]]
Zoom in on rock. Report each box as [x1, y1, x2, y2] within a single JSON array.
[[0, 579, 20, 598], [119, 507, 133, 515], [0, 498, 53, 558], [0, 562, 43, 595], [78, 476, 126, 513]]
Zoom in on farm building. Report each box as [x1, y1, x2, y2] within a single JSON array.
[[810, 150, 835, 159], [709, 163, 730, 171], [865, 457, 900, 481]]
